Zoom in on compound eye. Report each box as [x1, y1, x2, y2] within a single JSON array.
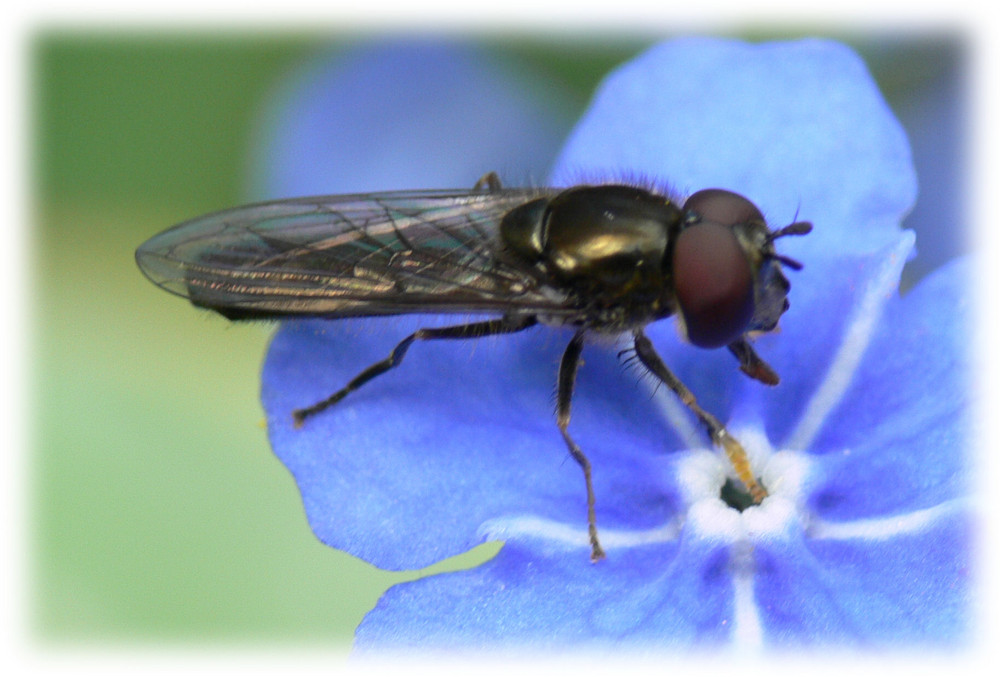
[[673, 222, 754, 348], [683, 189, 764, 226]]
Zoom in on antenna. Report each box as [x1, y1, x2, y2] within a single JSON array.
[[765, 220, 812, 270]]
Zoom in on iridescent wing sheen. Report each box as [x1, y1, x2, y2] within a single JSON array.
[[136, 188, 574, 320]]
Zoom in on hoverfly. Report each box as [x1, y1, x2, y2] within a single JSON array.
[[136, 173, 811, 562]]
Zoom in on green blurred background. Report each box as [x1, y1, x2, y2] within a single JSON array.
[[31, 30, 963, 646]]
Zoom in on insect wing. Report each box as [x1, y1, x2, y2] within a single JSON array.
[[136, 189, 567, 320]]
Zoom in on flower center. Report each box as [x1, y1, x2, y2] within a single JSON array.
[[719, 476, 762, 512], [673, 426, 813, 542]]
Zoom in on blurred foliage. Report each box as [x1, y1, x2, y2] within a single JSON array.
[[35, 34, 324, 210]]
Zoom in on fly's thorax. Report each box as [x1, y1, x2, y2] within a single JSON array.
[[499, 185, 683, 329]]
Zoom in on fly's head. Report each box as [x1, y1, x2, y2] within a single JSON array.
[[671, 189, 812, 349]]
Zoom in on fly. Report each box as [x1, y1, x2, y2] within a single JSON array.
[[136, 172, 811, 562]]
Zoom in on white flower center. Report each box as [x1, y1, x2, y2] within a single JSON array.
[[674, 424, 812, 544]]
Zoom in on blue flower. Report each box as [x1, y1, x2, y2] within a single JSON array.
[[260, 38, 971, 650], [245, 39, 573, 200]]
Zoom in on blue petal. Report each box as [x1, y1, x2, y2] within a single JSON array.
[[552, 37, 915, 259], [806, 256, 971, 518], [354, 538, 735, 651], [263, 317, 681, 570], [755, 509, 970, 645], [746, 233, 915, 443]]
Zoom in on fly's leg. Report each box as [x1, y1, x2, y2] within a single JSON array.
[[292, 315, 538, 427], [728, 336, 780, 386], [633, 329, 767, 503], [473, 171, 502, 192], [556, 331, 606, 562]]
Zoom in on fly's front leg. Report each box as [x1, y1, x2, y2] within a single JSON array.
[[556, 331, 606, 562], [728, 336, 779, 386], [633, 329, 767, 504], [293, 315, 538, 427]]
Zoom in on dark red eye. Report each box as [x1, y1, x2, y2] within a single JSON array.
[[672, 221, 754, 348], [683, 189, 764, 227]]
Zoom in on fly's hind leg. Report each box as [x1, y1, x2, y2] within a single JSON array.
[[292, 315, 538, 427], [556, 330, 606, 562], [633, 329, 767, 504]]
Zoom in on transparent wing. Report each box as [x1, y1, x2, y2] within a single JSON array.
[[136, 188, 574, 320]]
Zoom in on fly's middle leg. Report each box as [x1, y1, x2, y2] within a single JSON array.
[[292, 315, 538, 427], [556, 330, 606, 562]]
